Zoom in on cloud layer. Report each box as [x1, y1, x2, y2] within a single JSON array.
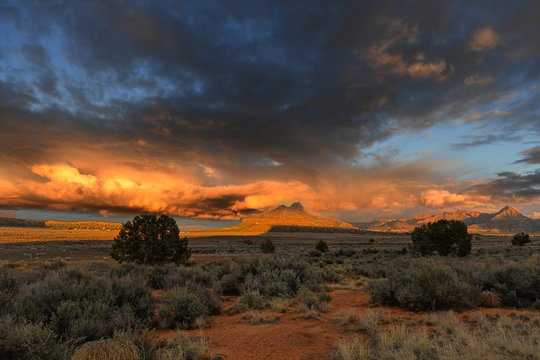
[[0, 0, 539, 220]]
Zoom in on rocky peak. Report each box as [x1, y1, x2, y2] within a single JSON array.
[[289, 202, 306, 212], [273, 202, 306, 212], [491, 205, 525, 219]]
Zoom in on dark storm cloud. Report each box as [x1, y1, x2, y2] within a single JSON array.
[[515, 145, 540, 164], [471, 169, 540, 199], [1, 0, 539, 166]]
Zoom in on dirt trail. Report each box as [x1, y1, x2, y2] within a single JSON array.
[[189, 290, 364, 360], [170, 288, 384, 359], [156, 288, 540, 360]]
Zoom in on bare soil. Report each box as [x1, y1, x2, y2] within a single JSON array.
[[154, 287, 539, 360]]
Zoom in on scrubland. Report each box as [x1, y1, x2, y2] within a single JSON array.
[[0, 232, 539, 359]]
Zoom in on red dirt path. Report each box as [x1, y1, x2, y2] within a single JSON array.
[[155, 288, 539, 360]]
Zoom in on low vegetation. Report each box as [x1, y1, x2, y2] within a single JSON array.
[[0, 219, 538, 359], [367, 261, 481, 311], [0, 252, 343, 359], [336, 312, 540, 360]]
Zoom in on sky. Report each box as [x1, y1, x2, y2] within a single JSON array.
[[0, 0, 539, 225]]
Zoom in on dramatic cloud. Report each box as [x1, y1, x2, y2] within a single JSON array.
[[0, 0, 539, 221]]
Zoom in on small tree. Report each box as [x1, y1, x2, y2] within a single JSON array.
[[110, 214, 190, 264], [512, 232, 531, 246], [260, 239, 275, 253], [411, 220, 471, 257], [315, 240, 329, 253]]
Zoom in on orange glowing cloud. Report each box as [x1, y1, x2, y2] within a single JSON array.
[[31, 164, 98, 188], [420, 189, 492, 209], [0, 163, 317, 218], [0, 159, 536, 221]]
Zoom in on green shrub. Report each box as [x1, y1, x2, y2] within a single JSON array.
[[261, 239, 275, 253], [297, 287, 318, 308], [189, 285, 222, 315], [367, 278, 398, 307], [512, 232, 531, 246], [145, 264, 172, 289], [216, 255, 337, 302], [488, 258, 540, 307], [0, 315, 67, 360], [411, 220, 472, 256], [229, 302, 249, 314], [159, 265, 213, 290], [158, 288, 208, 329], [321, 267, 342, 283], [367, 262, 481, 311], [220, 273, 243, 296], [111, 214, 191, 264], [109, 263, 147, 279], [238, 290, 264, 310], [308, 250, 321, 257], [315, 240, 329, 253], [15, 270, 155, 340], [38, 260, 67, 273], [0, 268, 18, 315]]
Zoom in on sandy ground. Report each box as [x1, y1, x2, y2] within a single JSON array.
[[154, 287, 540, 360]]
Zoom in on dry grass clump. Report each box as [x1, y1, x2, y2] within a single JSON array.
[[336, 336, 370, 360], [270, 298, 290, 313], [480, 290, 502, 307], [331, 309, 362, 326], [71, 339, 139, 360], [356, 311, 383, 338], [157, 333, 210, 360], [335, 312, 540, 360], [241, 310, 281, 325]]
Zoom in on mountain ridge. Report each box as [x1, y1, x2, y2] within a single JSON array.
[[220, 202, 357, 233], [353, 206, 540, 234]]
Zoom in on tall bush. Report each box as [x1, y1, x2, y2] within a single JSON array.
[[411, 220, 471, 256], [111, 215, 190, 264], [512, 232, 531, 246]]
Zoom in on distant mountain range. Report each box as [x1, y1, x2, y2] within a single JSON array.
[[220, 202, 357, 233], [1, 204, 537, 234], [352, 206, 540, 234]]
